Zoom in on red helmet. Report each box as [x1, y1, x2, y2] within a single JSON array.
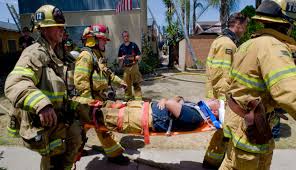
[[82, 24, 110, 41]]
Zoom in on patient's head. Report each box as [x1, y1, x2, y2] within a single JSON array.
[[205, 99, 220, 118], [174, 96, 185, 104]]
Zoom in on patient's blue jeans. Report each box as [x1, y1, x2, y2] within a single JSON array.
[[151, 102, 203, 132]]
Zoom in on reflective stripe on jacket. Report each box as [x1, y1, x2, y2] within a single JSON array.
[[5, 37, 67, 139], [206, 35, 237, 100], [224, 29, 296, 153]]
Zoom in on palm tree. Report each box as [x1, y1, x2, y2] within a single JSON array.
[[207, 0, 238, 30], [180, 0, 190, 35], [162, 0, 174, 26], [193, 0, 204, 33], [220, 0, 230, 29]]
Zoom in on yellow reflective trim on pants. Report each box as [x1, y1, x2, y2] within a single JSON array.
[[134, 96, 142, 100], [10, 66, 39, 84], [206, 151, 224, 161], [7, 126, 19, 137], [49, 139, 63, 150], [38, 146, 50, 155], [225, 126, 269, 154], [104, 144, 122, 155], [223, 127, 232, 138], [264, 66, 296, 89], [207, 57, 231, 69], [41, 90, 64, 102], [124, 95, 132, 99], [230, 69, 266, 91], [75, 66, 91, 75], [37, 139, 63, 156], [24, 91, 47, 112]]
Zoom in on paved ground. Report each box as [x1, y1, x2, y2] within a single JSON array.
[[1, 70, 296, 169], [1, 146, 296, 170]]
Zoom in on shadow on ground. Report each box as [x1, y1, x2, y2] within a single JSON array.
[[85, 156, 211, 170]]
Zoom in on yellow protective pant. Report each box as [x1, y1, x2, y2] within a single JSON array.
[[84, 128, 124, 158], [73, 96, 124, 158], [35, 120, 82, 170], [123, 64, 143, 100], [219, 141, 274, 170], [203, 129, 228, 168]]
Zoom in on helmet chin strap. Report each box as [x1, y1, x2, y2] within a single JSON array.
[[287, 24, 294, 36], [93, 44, 105, 52]]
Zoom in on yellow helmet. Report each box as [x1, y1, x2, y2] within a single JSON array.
[[34, 5, 65, 28], [252, 0, 296, 24]]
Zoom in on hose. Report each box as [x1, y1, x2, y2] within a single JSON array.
[[143, 71, 206, 84]]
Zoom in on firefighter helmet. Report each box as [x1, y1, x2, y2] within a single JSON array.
[[64, 39, 73, 47], [252, 0, 296, 24], [82, 24, 110, 41], [34, 5, 65, 28]]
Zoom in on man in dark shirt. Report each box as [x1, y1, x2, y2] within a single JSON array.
[[118, 30, 143, 100], [18, 27, 35, 51]]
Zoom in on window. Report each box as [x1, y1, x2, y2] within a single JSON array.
[[8, 40, 17, 53]]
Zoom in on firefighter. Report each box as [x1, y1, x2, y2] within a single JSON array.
[[220, 0, 296, 169], [74, 24, 129, 165], [4, 5, 82, 170], [203, 12, 248, 168], [118, 30, 143, 100]]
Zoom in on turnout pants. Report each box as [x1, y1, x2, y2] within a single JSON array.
[[219, 141, 274, 170], [123, 64, 143, 100], [203, 129, 228, 168], [83, 127, 124, 158], [25, 121, 82, 170]]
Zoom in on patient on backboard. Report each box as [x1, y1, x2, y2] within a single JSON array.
[[95, 96, 224, 134]]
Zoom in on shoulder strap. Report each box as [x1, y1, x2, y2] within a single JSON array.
[[81, 47, 100, 98], [81, 47, 99, 71], [183, 102, 208, 121]]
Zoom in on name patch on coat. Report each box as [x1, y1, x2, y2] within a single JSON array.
[[280, 50, 292, 57], [225, 49, 233, 55]]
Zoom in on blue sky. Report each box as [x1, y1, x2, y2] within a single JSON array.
[[0, 0, 255, 26], [148, 0, 255, 27], [0, 0, 18, 23]]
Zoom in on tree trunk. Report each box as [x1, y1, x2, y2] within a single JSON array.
[[220, 0, 230, 30], [193, 0, 197, 33], [186, 0, 190, 35], [256, 0, 262, 8], [181, 0, 185, 27]]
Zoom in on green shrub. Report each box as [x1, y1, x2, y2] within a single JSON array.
[[140, 35, 160, 74]]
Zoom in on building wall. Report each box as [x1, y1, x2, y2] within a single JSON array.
[[20, 9, 142, 64], [179, 34, 218, 69], [18, 0, 139, 14], [178, 39, 186, 71], [0, 30, 20, 54]]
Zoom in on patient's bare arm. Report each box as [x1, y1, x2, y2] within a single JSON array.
[[165, 100, 182, 118], [157, 98, 168, 110]]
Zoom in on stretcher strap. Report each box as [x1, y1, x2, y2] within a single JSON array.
[[89, 100, 103, 129], [117, 107, 125, 131], [141, 102, 150, 144], [92, 107, 99, 129]]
